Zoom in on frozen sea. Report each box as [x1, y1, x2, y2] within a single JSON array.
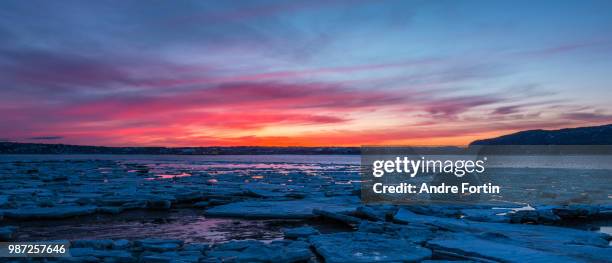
[[0, 154, 610, 244]]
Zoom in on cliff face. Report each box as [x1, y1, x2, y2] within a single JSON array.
[[470, 124, 612, 145]]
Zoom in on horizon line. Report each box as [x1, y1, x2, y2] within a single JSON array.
[[0, 141, 469, 148]]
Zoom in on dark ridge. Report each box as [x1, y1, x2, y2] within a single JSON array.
[[470, 124, 612, 145], [0, 142, 360, 155]]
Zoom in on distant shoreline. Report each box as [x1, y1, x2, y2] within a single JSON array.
[[0, 142, 361, 155], [3, 123, 611, 155]]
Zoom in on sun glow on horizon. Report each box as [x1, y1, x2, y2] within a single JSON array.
[[1, 1, 612, 146]]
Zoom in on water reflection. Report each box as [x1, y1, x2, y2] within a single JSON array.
[[15, 210, 302, 244], [146, 172, 192, 180]]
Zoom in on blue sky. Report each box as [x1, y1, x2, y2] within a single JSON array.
[[1, 0, 611, 146]]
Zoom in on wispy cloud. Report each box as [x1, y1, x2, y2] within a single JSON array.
[[562, 112, 612, 122], [1, 0, 611, 146]]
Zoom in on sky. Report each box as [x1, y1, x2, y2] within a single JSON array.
[[1, 0, 611, 146]]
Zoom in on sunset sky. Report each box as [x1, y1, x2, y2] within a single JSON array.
[[1, 0, 611, 146]]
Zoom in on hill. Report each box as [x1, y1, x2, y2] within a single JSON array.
[[470, 124, 612, 145]]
